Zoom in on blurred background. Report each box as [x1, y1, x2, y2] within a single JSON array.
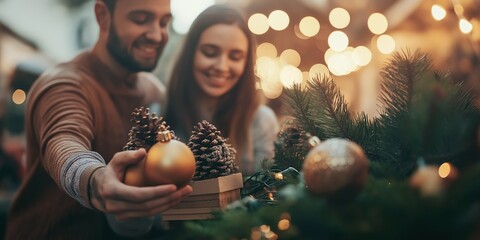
[[0, 0, 479, 236]]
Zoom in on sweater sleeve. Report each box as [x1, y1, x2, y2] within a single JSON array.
[[251, 105, 280, 172], [30, 78, 106, 208]]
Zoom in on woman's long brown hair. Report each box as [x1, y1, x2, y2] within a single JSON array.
[[165, 4, 260, 165]]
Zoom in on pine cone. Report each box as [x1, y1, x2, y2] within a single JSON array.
[[123, 107, 177, 151], [188, 120, 239, 180]]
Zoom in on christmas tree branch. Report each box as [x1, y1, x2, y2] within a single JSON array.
[[283, 84, 318, 137], [307, 74, 351, 139]]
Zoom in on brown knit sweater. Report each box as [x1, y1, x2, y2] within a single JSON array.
[[5, 51, 165, 239]]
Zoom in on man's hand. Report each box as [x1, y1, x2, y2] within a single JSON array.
[[88, 149, 193, 220]]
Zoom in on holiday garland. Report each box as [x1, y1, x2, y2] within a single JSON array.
[[163, 50, 480, 239]]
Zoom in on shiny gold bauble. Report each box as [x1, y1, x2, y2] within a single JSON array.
[[302, 138, 368, 201], [124, 159, 147, 187], [125, 131, 196, 188], [144, 139, 196, 188]]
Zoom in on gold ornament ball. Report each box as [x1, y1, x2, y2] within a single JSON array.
[[125, 131, 196, 188], [302, 138, 368, 201], [124, 159, 147, 187], [144, 139, 196, 188]]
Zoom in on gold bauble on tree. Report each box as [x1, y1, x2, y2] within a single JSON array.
[[302, 138, 369, 202]]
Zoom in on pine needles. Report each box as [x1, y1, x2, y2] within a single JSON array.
[[281, 50, 480, 179]]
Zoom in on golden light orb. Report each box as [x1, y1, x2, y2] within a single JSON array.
[[329, 8, 350, 29], [368, 13, 388, 34], [431, 5, 447, 21], [299, 16, 320, 37], [12, 89, 26, 105], [268, 10, 289, 31], [249, 13, 269, 35]]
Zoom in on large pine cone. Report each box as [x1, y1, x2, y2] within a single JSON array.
[[123, 107, 177, 151], [188, 120, 239, 180]]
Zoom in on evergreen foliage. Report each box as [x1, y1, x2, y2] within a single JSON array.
[[172, 165, 480, 240], [165, 50, 480, 239], [281, 50, 479, 179]]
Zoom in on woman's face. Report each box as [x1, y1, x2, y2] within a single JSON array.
[[193, 23, 248, 98]]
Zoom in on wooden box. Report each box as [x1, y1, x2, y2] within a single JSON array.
[[162, 173, 243, 221]]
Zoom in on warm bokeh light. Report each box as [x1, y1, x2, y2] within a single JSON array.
[[352, 46, 372, 66], [267, 192, 274, 200], [260, 225, 271, 233], [326, 53, 345, 76], [274, 172, 284, 180], [171, 0, 214, 34], [265, 231, 278, 240], [299, 16, 320, 37], [454, 4, 464, 16], [431, 5, 447, 21], [328, 31, 349, 52], [257, 57, 283, 99], [251, 228, 262, 240], [261, 80, 283, 99], [255, 57, 277, 80], [280, 49, 301, 67], [344, 47, 358, 72], [326, 49, 357, 76], [255, 82, 261, 90], [324, 48, 335, 63], [302, 71, 309, 86], [377, 34, 396, 54], [278, 219, 290, 231], [459, 19, 473, 34], [309, 63, 330, 80], [12, 89, 26, 105], [257, 42, 278, 58], [329, 8, 350, 29], [280, 65, 303, 88], [368, 13, 388, 35], [294, 24, 309, 39], [249, 13, 270, 35], [281, 212, 291, 220], [268, 10, 290, 31], [438, 163, 451, 178]]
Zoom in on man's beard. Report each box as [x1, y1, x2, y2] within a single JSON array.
[[106, 24, 162, 72]]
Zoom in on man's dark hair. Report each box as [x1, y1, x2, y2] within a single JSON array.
[[102, 0, 116, 13]]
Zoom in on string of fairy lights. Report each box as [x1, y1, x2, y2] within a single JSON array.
[[8, 1, 478, 107], [242, 162, 457, 240], [249, 1, 479, 100]]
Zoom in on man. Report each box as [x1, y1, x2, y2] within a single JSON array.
[[5, 0, 192, 239]]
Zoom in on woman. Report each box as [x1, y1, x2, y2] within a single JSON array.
[[165, 4, 279, 175]]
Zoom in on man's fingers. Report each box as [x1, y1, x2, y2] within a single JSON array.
[[110, 149, 147, 169], [105, 183, 180, 203], [111, 186, 193, 219], [105, 186, 192, 213]]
